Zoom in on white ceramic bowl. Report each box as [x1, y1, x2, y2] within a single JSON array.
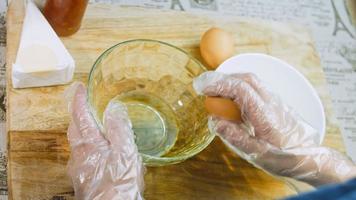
[[217, 53, 325, 144]]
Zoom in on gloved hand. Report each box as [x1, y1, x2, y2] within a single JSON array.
[[194, 71, 356, 187], [66, 83, 144, 200]]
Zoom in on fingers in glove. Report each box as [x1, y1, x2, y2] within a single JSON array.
[[194, 72, 266, 123], [193, 71, 226, 95], [214, 119, 268, 155], [193, 71, 266, 104], [204, 77, 276, 138], [67, 121, 82, 147], [103, 100, 136, 152], [102, 101, 145, 197], [67, 83, 108, 158], [194, 72, 314, 148], [71, 83, 105, 141], [197, 73, 287, 144], [230, 73, 271, 101]]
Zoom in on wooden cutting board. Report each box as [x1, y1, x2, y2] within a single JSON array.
[[6, 0, 345, 199]]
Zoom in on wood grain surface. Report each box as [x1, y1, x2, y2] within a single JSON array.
[[6, 0, 344, 199]]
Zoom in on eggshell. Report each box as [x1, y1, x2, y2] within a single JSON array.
[[200, 27, 235, 69], [205, 96, 242, 122]]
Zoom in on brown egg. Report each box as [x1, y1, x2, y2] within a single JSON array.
[[205, 96, 242, 122], [200, 27, 235, 69]]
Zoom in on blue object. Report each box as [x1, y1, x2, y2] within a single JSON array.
[[286, 179, 356, 200]]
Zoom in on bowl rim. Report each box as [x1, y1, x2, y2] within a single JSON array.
[[87, 39, 215, 166]]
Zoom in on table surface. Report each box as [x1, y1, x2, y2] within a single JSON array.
[[6, 0, 345, 199]]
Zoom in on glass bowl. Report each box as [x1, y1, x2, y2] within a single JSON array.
[[87, 39, 215, 166]]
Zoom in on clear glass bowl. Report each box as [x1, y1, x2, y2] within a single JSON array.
[[87, 39, 215, 166]]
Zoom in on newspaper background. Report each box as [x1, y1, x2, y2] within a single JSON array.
[[0, 0, 7, 198], [0, 0, 355, 198]]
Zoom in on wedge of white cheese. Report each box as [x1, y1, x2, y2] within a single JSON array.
[[12, 0, 75, 88]]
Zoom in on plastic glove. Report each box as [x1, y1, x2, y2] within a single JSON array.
[[66, 83, 144, 200], [194, 71, 356, 186]]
